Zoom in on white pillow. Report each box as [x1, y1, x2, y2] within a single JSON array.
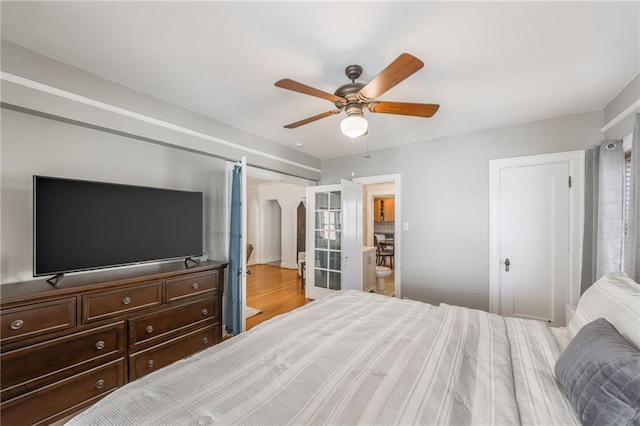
[[567, 272, 640, 350]]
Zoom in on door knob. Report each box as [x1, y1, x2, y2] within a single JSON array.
[[504, 258, 510, 272]]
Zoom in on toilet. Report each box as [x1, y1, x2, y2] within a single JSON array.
[[375, 266, 392, 291]]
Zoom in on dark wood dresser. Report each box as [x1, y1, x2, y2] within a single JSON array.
[[0, 260, 226, 425]]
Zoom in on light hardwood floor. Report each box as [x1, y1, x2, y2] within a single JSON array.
[[245, 264, 396, 330], [246, 264, 311, 330]]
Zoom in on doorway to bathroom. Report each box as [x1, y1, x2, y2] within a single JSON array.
[[354, 174, 401, 299]]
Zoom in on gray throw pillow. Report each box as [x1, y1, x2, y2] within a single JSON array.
[[555, 318, 640, 426]]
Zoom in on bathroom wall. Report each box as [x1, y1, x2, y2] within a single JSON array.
[[374, 222, 395, 235]]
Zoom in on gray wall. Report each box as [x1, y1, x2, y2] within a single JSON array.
[[0, 42, 320, 284], [1, 41, 320, 179], [603, 74, 639, 140], [321, 111, 603, 311], [1, 108, 229, 283]]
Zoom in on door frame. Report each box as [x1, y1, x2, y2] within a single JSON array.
[[354, 173, 402, 299], [488, 151, 585, 316]]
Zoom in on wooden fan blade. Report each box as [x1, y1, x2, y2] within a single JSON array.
[[275, 79, 344, 103], [368, 101, 439, 118], [284, 110, 341, 129], [358, 53, 424, 100]]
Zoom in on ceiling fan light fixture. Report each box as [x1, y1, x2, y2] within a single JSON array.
[[340, 114, 368, 138]]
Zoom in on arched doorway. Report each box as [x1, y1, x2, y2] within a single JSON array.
[[296, 201, 306, 262]]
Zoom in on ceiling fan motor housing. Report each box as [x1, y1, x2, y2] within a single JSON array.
[[334, 81, 367, 110], [344, 103, 365, 118]]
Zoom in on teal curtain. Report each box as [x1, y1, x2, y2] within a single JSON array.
[[226, 164, 242, 335]]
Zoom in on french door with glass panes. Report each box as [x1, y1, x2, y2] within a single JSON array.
[[306, 180, 362, 300]]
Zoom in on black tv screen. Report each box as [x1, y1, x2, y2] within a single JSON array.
[[34, 176, 203, 276]]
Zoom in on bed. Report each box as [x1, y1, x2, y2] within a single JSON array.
[[67, 273, 640, 426]]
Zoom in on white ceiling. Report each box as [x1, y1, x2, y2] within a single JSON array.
[[1, 2, 638, 160]]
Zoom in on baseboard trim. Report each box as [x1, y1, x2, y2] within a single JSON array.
[[280, 263, 298, 270]]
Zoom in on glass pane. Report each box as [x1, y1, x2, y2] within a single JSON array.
[[329, 251, 341, 271], [329, 231, 341, 250], [315, 269, 328, 289], [330, 212, 341, 230], [315, 231, 328, 249], [316, 192, 329, 210], [316, 211, 329, 230], [315, 250, 328, 269], [330, 191, 341, 210], [328, 271, 341, 290]]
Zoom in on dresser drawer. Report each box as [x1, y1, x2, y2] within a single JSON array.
[[129, 324, 220, 381], [165, 271, 219, 302], [1, 322, 125, 400], [0, 298, 76, 343], [129, 298, 217, 348], [82, 282, 162, 323], [0, 358, 125, 426]]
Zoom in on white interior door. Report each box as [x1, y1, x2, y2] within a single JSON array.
[[499, 163, 570, 326], [341, 179, 363, 290], [306, 181, 362, 300]]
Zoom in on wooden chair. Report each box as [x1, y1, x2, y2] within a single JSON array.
[[374, 234, 385, 265], [246, 244, 254, 277], [298, 252, 306, 288], [246, 244, 254, 263], [377, 240, 394, 269]]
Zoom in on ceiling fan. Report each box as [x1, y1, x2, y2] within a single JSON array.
[[275, 53, 439, 138]]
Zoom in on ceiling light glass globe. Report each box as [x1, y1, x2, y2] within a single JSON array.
[[340, 115, 368, 138]]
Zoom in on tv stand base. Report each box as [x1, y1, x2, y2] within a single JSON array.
[[184, 257, 201, 267], [46, 273, 64, 288]]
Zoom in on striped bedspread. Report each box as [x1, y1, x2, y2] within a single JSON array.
[[67, 291, 579, 425]]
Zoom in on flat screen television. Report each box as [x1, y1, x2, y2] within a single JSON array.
[[34, 176, 203, 278]]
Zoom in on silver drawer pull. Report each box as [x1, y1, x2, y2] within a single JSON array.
[[10, 319, 24, 330], [95, 379, 105, 389], [95, 340, 105, 350], [122, 296, 131, 305], [202, 337, 209, 345], [145, 325, 154, 334], [191, 282, 199, 290], [147, 359, 154, 368], [201, 308, 209, 316]]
